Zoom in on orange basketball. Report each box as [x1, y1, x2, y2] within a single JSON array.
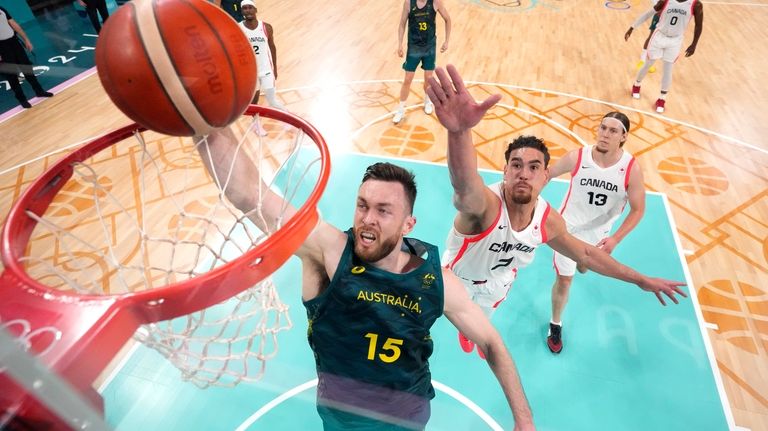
[[95, 0, 257, 136]]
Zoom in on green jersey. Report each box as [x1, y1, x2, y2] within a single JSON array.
[[304, 229, 444, 429], [407, 0, 436, 55]]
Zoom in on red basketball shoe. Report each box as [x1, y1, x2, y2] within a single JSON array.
[[458, 332, 475, 353]]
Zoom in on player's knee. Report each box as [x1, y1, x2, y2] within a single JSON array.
[[555, 275, 573, 291]]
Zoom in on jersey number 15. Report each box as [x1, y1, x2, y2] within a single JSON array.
[[365, 333, 403, 363]]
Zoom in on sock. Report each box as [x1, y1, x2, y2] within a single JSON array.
[[398, 101, 406, 110], [551, 320, 562, 327]]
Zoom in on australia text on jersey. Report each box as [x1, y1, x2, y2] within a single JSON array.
[[357, 290, 423, 314]]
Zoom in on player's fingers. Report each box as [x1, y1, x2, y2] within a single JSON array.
[[674, 285, 688, 298], [434, 67, 454, 98], [426, 84, 443, 105], [446, 64, 466, 94], [665, 290, 680, 304], [655, 291, 666, 306], [426, 75, 443, 98], [477, 94, 502, 112]]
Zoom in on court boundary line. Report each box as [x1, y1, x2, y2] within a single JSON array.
[[3, 76, 764, 176], [282, 79, 767, 156], [342, 151, 667, 197], [234, 378, 504, 431], [661, 193, 737, 430], [0, 67, 98, 123]]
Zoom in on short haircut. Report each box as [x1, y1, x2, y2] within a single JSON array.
[[504, 135, 550, 168], [361, 162, 417, 213]]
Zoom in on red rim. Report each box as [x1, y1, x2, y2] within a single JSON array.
[[1, 105, 329, 312], [0, 106, 330, 409]]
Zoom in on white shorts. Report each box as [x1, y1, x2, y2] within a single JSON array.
[[553, 226, 611, 277], [646, 31, 684, 63], [256, 71, 275, 91], [458, 277, 513, 315]]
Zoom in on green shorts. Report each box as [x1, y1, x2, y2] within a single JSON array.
[[402, 47, 436, 72]]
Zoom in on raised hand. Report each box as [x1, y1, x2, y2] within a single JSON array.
[[639, 278, 688, 306], [426, 64, 501, 133]]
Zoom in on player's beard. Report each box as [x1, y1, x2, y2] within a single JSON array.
[[511, 191, 532, 204], [509, 183, 533, 204], [354, 228, 399, 263]]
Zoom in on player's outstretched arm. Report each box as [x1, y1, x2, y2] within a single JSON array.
[[195, 128, 340, 264], [625, 4, 660, 41], [545, 209, 687, 305], [196, 128, 296, 231], [427, 65, 502, 222], [442, 269, 535, 431]]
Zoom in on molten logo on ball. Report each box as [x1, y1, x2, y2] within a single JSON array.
[[185, 25, 224, 95], [95, 0, 257, 137]]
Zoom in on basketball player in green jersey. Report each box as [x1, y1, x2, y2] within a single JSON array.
[[196, 131, 534, 430], [393, 0, 451, 124], [636, 9, 660, 73]]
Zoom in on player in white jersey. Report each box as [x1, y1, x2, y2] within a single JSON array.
[[239, 0, 285, 135], [443, 153, 552, 317], [625, 0, 704, 113], [427, 65, 686, 359], [545, 111, 646, 354]]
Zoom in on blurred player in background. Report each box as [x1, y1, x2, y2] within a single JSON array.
[[239, 0, 285, 136], [392, 0, 451, 124], [626, 0, 704, 113]]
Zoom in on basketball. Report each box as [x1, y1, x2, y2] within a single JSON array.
[[94, 0, 257, 136]]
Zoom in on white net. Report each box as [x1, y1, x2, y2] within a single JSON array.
[[13, 113, 323, 387]]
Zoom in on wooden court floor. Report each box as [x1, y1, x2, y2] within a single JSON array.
[[1, 0, 767, 429]]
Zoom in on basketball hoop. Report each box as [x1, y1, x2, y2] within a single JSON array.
[[0, 106, 330, 426]]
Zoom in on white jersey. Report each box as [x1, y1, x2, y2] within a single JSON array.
[[239, 20, 273, 77], [559, 146, 635, 234], [656, 0, 697, 38], [443, 184, 551, 286]]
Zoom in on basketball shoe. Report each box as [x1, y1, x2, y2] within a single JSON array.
[[631, 85, 641, 99], [423, 99, 434, 115], [458, 332, 474, 353], [393, 107, 405, 124], [655, 98, 666, 113], [547, 322, 563, 354]]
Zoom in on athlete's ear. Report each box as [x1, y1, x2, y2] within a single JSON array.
[[402, 215, 416, 235]]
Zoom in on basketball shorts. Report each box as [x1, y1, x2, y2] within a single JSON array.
[[402, 46, 436, 72], [553, 225, 611, 277], [458, 277, 513, 315], [647, 32, 684, 63], [256, 71, 275, 91]]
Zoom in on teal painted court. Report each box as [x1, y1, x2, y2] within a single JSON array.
[[102, 153, 730, 430]]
